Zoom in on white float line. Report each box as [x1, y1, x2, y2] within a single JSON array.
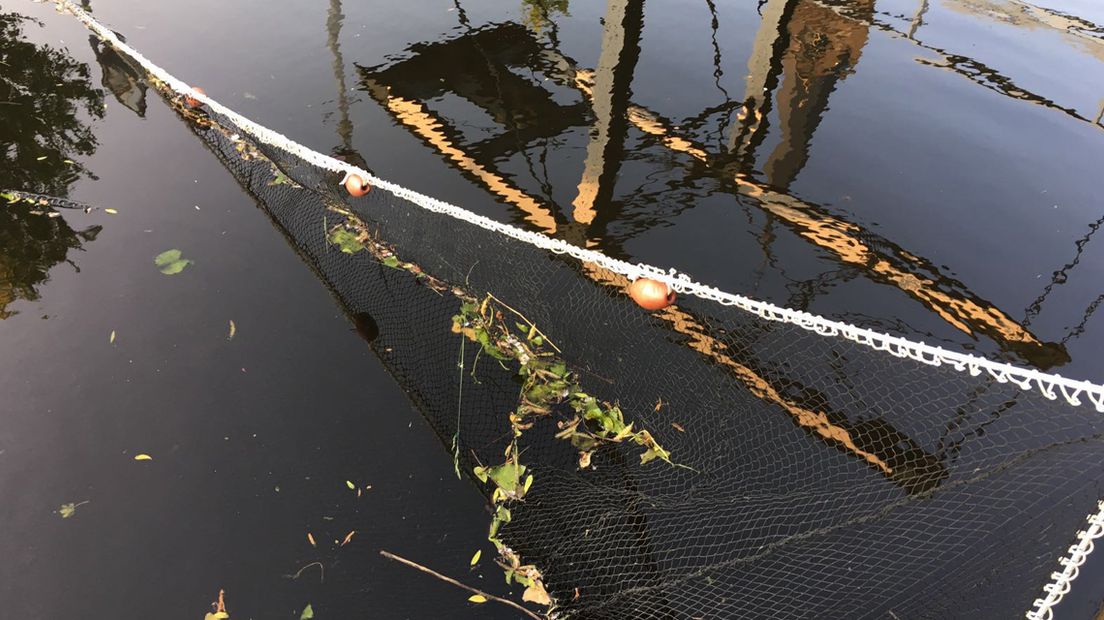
[[1026, 499, 1104, 620]]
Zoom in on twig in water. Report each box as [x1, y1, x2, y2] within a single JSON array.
[[284, 561, 325, 583], [379, 549, 544, 620]]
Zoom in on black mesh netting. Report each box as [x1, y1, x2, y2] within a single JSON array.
[[170, 100, 1104, 620]]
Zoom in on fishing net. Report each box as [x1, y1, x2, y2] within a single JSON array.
[[53, 3, 1104, 618]]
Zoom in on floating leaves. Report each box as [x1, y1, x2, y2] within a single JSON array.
[[467, 595, 487, 604], [58, 500, 89, 518], [328, 228, 366, 254], [109, 330, 116, 344], [470, 549, 482, 566], [228, 320, 236, 340], [154, 249, 193, 275], [134, 453, 153, 461], [104, 208, 118, 215], [299, 604, 314, 619]]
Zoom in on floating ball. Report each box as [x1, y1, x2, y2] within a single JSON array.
[[628, 278, 675, 311], [344, 173, 371, 197], [185, 86, 206, 108]]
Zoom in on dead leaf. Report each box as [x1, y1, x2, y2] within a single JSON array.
[[104, 208, 118, 215], [522, 580, 552, 606], [340, 530, 356, 546], [134, 453, 152, 461], [578, 451, 592, 469], [468, 594, 487, 604], [671, 422, 685, 433], [228, 320, 236, 340], [109, 330, 116, 344], [470, 549, 481, 566], [307, 532, 317, 547], [654, 398, 664, 412]]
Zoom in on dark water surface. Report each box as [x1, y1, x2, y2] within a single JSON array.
[[2, 0, 1103, 617]]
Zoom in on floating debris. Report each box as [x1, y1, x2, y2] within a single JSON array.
[[58, 500, 90, 519], [153, 249, 193, 275]]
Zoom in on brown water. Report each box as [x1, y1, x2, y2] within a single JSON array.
[[2, 0, 1103, 617]]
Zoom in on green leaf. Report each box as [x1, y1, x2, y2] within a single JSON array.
[[472, 465, 489, 483], [346, 480, 355, 489], [468, 595, 487, 604], [154, 249, 193, 275], [484, 463, 526, 494], [382, 256, 400, 268], [268, 170, 292, 186], [159, 259, 193, 275], [470, 549, 482, 566], [154, 249, 182, 266], [300, 603, 314, 619], [204, 613, 230, 620], [328, 229, 366, 254]]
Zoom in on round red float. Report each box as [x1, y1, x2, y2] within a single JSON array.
[[184, 86, 206, 108], [344, 173, 371, 198], [627, 278, 675, 311]]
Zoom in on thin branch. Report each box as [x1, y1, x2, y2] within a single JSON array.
[[283, 561, 325, 583], [379, 549, 544, 620], [486, 293, 562, 353]]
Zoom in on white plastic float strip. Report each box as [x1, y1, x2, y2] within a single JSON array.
[[1026, 500, 1104, 620], [53, 0, 1104, 414]]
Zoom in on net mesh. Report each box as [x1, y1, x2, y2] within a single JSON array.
[[52, 4, 1104, 618]]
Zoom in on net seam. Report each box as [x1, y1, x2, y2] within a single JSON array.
[[53, 0, 1104, 415], [1026, 499, 1104, 620]]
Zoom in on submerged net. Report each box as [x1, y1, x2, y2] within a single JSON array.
[[55, 3, 1104, 618]]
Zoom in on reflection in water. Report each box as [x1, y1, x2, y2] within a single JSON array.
[[348, 0, 1104, 492], [521, 0, 569, 35], [0, 12, 104, 196], [325, 0, 371, 171], [357, 8, 959, 494], [822, 0, 1104, 129], [356, 7, 1070, 369], [0, 12, 105, 319], [570, 0, 643, 226], [90, 33, 147, 117], [0, 199, 102, 319]]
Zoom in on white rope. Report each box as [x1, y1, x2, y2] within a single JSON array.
[[54, 0, 1104, 413], [1026, 500, 1104, 620]]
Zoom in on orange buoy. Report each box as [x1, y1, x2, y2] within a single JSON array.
[[344, 173, 371, 197], [628, 278, 675, 311], [185, 86, 206, 108]]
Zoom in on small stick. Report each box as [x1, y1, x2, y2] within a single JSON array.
[[486, 293, 562, 353], [379, 549, 544, 620], [284, 561, 325, 583]]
